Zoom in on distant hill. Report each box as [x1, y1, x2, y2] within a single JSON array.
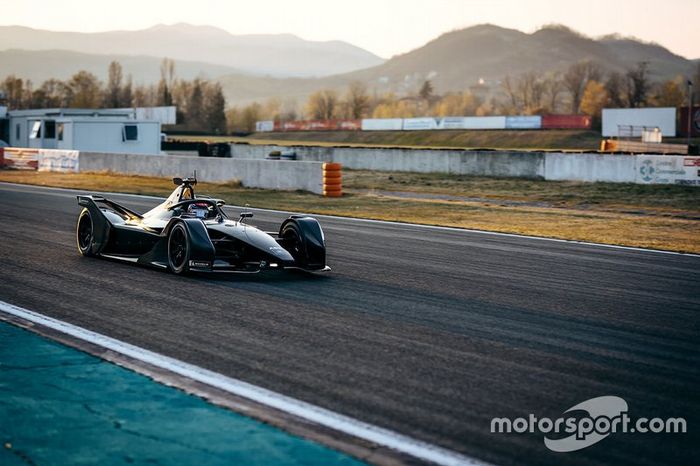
[[0, 49, 244, 84], [344, 24, 695, 93], [216, 24, 697, 105], [1, 23, 695, 107], [0, 24, 384, 77]]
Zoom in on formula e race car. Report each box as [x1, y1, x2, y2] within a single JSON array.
[[75, 176, 329, 274]]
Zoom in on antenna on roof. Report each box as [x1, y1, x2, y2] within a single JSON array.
[[194, 170, 197, 182]]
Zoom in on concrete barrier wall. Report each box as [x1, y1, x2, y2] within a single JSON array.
[[231, 144, 546, 178], [229, 143, 699, 186], [79, 152, 324, 194], [544, 153, 638, 182]]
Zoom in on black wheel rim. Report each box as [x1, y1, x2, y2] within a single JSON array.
[[78, 215, 92, 251], [169, 226, 187, 269]]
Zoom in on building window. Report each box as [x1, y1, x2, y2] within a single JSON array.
[[29, 121, 42, 139], [15, 123, 20, 141], [57, 123, 64, 141], [44, 120, 56, 139], [122, 124, 138, 141]]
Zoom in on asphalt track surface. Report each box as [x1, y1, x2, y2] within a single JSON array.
[[1, 182, 698, 466]]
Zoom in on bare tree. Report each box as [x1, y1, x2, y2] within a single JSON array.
[[306, 89, 338, 120], [31, 79, 69, 108], [120, 75, 133, 108], [650, 78, 686, 107], [345, 81, 370, 119], [104, 61, 123, 107], [1, 75, 26, 109], [626, 62, 650, 108], [502, 75, 520, 114], [67, 71, 102, 108], [563, 61, 602, 113], [605, 72, 628, 107], [543, 73, 564, 113], [157, 58, 176, 106]]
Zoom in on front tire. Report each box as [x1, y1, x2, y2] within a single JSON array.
[[167, 223, 190, 274], [76, 209, 95, 256], [281, 222, 308, 268]]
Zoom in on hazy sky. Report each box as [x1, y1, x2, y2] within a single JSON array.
[[1, 0, 698, 59]]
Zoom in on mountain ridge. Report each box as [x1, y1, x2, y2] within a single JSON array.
[[0, 23, 384, 77]]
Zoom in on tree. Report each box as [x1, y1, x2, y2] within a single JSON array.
[[345, 81, 370, 119], [186, 79, 205, 130], [240, 103, 261, 132], [502, 75, 520, 114], [580, 80, 609, 119], [306, 89, 338, 120], [120, 75, 133, 108], [279, 98, 299, 121], [563, 61, 602, 113], [502, 72, 546, 114], [203, 82, 227, 134], [543, 74, 564, 113], [626, 62, 650, 108], [1, 75, 26, 109], [105, 61, 123, 107], [31, 79, 69, 108], [157, 58, 176, 106], [66, 71, 102, 108], [605, 72, 628, 108], [432, 91, 480, 116], [650, 78, 686, 107], [419, 80, 434, 101]]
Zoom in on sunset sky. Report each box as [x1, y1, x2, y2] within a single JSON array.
[[2, 0, 698, 59]]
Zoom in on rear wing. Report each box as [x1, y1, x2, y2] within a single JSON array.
[[77, 195, 143, 219]]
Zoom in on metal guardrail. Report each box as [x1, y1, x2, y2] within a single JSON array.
[[616, 125, 660, 138]]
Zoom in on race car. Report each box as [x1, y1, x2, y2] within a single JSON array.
[[75, 176, 329, 274]]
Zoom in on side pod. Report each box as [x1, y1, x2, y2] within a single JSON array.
[[138, 218, 216, 270]]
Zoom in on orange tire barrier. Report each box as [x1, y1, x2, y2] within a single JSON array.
[[322, 162, 342, 197]]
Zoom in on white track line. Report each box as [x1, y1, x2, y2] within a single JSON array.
[[2, 181, 698, 258], [0, 299, 488, 466]]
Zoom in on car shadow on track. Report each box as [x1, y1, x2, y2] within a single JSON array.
[[190, 269, 334, 284]]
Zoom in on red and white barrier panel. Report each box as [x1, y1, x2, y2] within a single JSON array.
[[38, 149, 79, 172], [542, 114, 592, 130], [274, 119, 362, 132], [2, 148, 39, 170], [256, 115, 594, 132], [1, 148, 79, 172]]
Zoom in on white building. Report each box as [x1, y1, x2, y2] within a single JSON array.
[[602, 107, 676, 137], [6, 108, 162, 155]]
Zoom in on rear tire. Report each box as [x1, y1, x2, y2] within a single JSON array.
[[167, 223, 190, 274], [76, 209, 95, 256]]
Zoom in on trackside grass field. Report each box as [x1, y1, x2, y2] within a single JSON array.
[[176, 130, 700, 152], [1, 169, 698, 254]]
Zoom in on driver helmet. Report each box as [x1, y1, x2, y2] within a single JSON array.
[[188, 202, 210, 218]]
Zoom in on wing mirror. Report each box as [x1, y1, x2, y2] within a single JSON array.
[[239, 212, 253, 223], [173, 177, 183, 186], [216, 200, 226, 207]]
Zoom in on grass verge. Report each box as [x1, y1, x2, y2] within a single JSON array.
[[176, 130, 700, 152], [1, 169, 698, 254]]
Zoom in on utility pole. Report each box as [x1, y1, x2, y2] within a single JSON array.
[[688, 80, 694, 148]]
